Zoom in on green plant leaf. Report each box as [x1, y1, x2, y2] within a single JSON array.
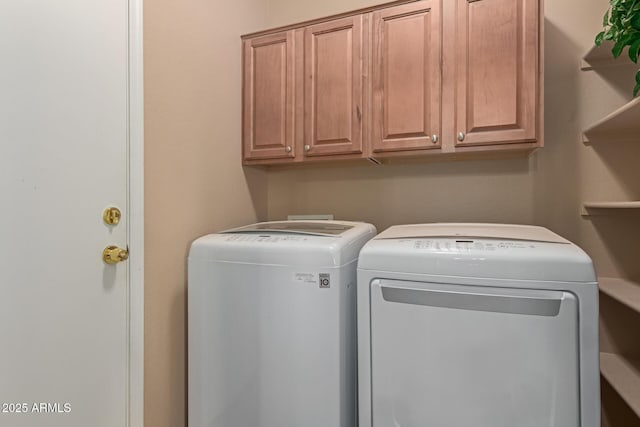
[[612, 34, 634, 57], [612, 39, 626, 57], [632, 12, 640, 30], [629, 38, 640, 62], [596, 1, 640, 95]]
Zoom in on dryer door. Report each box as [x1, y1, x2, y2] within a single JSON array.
[[369, 279, 580, 427]]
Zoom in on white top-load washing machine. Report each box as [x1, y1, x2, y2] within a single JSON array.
[[357, 223, 599, 427], [188, 220, 376, 427]]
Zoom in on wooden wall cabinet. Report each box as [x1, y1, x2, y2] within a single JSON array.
[[243, 31, 296, 161], [454, 0, 539, 147], [371, 1, 441, 153], [241, 0, 543, 166], [304, 16, 365, 157]]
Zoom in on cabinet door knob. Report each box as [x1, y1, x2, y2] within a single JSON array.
[[457, 132, 465, 142], [285, 146, 292, 153], [431, 134, 439, 144], [304, 145, 310, 152]]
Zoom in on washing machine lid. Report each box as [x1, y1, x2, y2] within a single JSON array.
[[189, 220, 376, 267], [223, 221, 355, 236], [358, 223, 596, 283]]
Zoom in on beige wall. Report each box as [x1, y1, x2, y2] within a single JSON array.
[[264, 0, 640, 424], [534, 6, 640, 423], [535, 0, 640, 280], [144, 0, 268, 425], [264, 0, 640, 279], [266, 0, 378, 26], [144, 0, 640, 425], [268, 159, 534, 230], [265, 0, 537, 236]]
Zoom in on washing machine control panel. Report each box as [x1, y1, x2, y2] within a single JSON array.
[[223, 234, 310, 244]]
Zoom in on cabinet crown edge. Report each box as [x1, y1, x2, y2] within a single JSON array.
[[240, 0, 421, 40]]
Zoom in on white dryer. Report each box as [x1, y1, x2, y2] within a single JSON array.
[[188, 220, 376, 427], [357, 223, 599, 427]]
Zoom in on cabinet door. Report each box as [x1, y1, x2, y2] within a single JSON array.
[[304, 16, 363, 157], [243, 31, 296, 161], [372, 1, 441, 153], [455, 0, 538, 146]]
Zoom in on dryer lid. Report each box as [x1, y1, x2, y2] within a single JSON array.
[[358, 223, 596, 283], [374, 223, 570, 244]]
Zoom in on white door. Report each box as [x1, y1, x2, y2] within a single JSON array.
[[0, 1, 134, 426], [370, 279, 580, 427]]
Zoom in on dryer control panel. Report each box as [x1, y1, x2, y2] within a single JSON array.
[[409, 238, 540, 252]]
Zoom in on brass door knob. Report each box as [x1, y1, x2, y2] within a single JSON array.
[[103, 245, 129, 265]]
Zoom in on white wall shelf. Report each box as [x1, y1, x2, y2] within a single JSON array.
[[581, 201, 640, 215], [581, 38, 640, 425], [599, 277, 640, 314], [581, 41, 636, 71], [600, 352, 640, 418], [582, 97, 640, 144]]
